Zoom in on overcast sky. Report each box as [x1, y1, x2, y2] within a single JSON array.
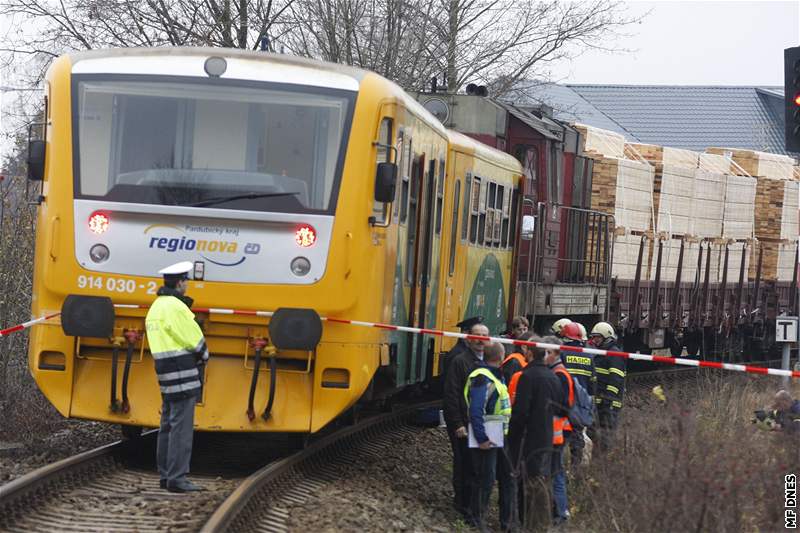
[[1, 1, 799, 161], [551, 0, 799, 86]]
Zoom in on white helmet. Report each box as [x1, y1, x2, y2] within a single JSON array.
[[590, 322, 616, 340], [576, 323, 588, 342], [551, 318, 572, 337]]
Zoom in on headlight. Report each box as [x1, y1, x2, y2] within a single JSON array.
[[290, 256, 311, 276], [89, 244, 110, 263]]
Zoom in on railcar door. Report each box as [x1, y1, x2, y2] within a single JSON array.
[[405, 154, 440, 383]]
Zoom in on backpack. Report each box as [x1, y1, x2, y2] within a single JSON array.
[[569, 378, 594, 428]]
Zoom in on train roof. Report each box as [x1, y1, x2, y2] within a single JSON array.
[[65, 47, 449, 139], [447, 130, 522, 173]]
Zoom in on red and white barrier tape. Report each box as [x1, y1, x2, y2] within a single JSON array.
[[4, 307, 799, 379], [0, 312, 61, 337]]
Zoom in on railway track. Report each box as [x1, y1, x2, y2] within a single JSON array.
[[0, 402, 438, 533]]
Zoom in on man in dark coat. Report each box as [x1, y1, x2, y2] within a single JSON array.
[[443, 318, 489, 519], [507, 338, 565, 532]]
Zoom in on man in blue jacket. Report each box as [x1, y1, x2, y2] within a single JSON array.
[[464, 342, 511, 528]]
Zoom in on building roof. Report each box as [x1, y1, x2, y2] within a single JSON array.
[[517, 83, 795, 157]]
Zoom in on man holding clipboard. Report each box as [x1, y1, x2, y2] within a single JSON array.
[[464, 343, 511, 528]]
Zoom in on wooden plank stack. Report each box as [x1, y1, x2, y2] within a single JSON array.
[[587, 155, 655, 280], [703, 148, 799, 282], [706, 147, 795, 180], [581, 131, 797, 286], [720, 174, 756, 240], [574, 123, 626, 159], [691, 168, 725, 238]]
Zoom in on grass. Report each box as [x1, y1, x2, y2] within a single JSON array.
[[569, 374, 798, 532]]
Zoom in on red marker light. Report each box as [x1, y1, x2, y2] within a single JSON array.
[[88, 211, 110, 234], [795, 93, 800, 106], [295, 224, 317, 247]]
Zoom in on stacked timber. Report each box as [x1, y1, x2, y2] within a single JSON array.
[[698, 152, 731, 174], [582, 133, 655, 280], [751, 172, 799, 281], [691, 168, 725, 238], [706, 148, 797, 282], [706, 147, 794, 180], [714, 176, 755, 284], [627, 142, 700, 283], [777, 175, 799, 281], [574, 123, 626, 159]]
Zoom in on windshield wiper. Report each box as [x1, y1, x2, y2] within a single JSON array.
[[185, 192, 299, 208]]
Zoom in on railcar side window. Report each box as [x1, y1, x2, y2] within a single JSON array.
[[500, 184, 511, 248], [477, 179, 487, 246], [469, 176, 480, 244], [496, 185, 505, 248], [487, 182, 497, 247], [509, 187, 519, 247], [462, 173, 471, 242], [449, 180, 461, 276], [372, 117, 393, 224], [405, 156, 421, 284], [400, 138, 412, 224], [393, 130, 404, 223], [435, 159, 445, 235]]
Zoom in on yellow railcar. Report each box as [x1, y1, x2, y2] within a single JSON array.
[[26, 47, 522, 433]]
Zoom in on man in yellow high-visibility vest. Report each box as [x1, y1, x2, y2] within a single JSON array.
[[145, 261, 208, 493]]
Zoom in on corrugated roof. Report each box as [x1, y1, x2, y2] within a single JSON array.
[[492, 100, 563, 141], [563, 84, 793, 156], [504, 83, 635, 138]]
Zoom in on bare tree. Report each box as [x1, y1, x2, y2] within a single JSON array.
[[281, 0, 640, 94]]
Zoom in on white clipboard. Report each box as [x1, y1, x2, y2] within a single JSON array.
[[468, 416, 505, 448]]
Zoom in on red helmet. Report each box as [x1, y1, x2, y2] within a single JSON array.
[[561, 322, 583, 342]]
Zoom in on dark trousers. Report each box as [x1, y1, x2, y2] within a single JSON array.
[[590, 407, 619, 452], [497, 449, 518, 530], [156, 395, 196, 484], [469, 448, 497, 527], [523, 474, 553, 532], [447, 427, 473, 515]]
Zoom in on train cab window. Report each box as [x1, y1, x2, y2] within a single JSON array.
[[449, 180, 461, 276], [372, 117, 393, 224], [75, 79, 353, 214], [435, 159, 445, 235], [469, 176, 481, 244], [399, 138, 412, 224], [462, 173, 471, 242]]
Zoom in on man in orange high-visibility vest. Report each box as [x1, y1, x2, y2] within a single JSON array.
[[545, 336, 575, 525]]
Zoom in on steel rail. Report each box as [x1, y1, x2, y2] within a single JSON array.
[[0, 431, 156, 522], [200, 400, 439, 532]]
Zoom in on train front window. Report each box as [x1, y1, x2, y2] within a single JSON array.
[[74, 77, 354, 214]]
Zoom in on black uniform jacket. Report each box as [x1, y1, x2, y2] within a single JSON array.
[[594, 340, 626, 410], [443, 346, 482, 431], [507, 361, 565, 477], [561, 340, 596, 396]]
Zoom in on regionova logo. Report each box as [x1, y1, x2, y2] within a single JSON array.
[[143, 224, 261, 267]]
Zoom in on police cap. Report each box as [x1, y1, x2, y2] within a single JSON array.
[[455, 316, 483, 331], [158, 261, 193, 281]]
